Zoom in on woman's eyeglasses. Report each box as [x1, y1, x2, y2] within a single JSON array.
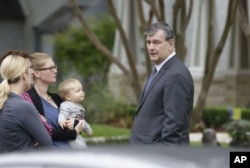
[[38, 66, 57, 72]]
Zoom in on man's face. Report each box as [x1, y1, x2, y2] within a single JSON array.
[[146, 30, 174, 65]]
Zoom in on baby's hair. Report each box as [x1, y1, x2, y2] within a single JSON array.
[[58, 78, 82, 100]]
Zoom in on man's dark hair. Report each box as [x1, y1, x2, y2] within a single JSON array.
[[144, 22, 175, 41]]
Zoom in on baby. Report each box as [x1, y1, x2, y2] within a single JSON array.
[[58, 78, 92, 149]]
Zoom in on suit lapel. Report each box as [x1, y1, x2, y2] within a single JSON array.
[[136, 56, 178, 114]]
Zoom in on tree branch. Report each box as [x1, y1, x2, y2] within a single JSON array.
[[68, 0, 129, 76], [183, 0, 193, 31], [136, 0, 152, 76], [159, 0, 165, 21], [238, 0, 250, 41], [148, 0, 161, 21], [137, 0, 146, 31], [107, 0, 141, 94]]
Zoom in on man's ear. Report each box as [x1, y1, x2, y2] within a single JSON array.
[[168, 39, 175, 51], [169, 39, 175, 46]]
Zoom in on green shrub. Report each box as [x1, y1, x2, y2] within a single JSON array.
[[112, 104, 137, 128], [83, 85, 116, 124], [201, 107, 250, 131], [201, 107, 230, 128], [223, 120, 250, 147], [83, 84, 136, 128], [242, 108, 250, 120], [54, 15, 114, 90]]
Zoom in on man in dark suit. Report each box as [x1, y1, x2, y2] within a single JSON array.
[[130, 22, 194, 146]]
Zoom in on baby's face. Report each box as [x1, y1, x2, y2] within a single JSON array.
[[66, 82, 85, 103]]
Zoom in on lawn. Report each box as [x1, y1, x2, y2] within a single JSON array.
[[82, 124, 131, 137], [191, 141, 229, 147], [83, 124, 230, 147]]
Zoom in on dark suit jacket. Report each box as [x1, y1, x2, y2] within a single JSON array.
[[130, 55, 194, 146], [27, 87, 77, 141]]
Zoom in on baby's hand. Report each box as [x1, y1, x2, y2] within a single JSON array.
[[86, 130, 93, 136], [59, 121, 66, 129]]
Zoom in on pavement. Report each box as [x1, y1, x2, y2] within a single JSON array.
[[86, 132, 232, 144], [190, 132, 232, 143]]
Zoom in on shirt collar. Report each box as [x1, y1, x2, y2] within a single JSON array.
[[155, 52, 176, 72]]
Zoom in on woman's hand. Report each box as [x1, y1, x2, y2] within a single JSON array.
[[58, 121, 67, 129], [40, 115, 47, 122], [74, 120, 85, 134], [34, 140, 39, 148], [65, 118, 75, 129]]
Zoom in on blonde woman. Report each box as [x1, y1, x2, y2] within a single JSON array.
[[0, 50, 52, 152], [58, 78, 93, 149], [26, 52, 84, 148]]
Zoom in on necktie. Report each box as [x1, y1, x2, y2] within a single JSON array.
[[145, 67, 157, 93]]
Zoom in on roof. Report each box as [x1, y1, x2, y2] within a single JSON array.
[[19, 0, 95, 33], [0, 0, 108, 33], [0, 0, 25, 20]]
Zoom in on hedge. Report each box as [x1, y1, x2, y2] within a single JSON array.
[[201, 107, 250, 129]]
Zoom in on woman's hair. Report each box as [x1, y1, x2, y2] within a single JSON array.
[[58, 78, 81, 100], [0, 50, 30, 110], [30, 52, 51, 70]]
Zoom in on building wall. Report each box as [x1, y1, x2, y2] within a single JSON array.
[[0, 21, 25, 53], [225, 71, 250, 107], [108, 0, 250, 108]]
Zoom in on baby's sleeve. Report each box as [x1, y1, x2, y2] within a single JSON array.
[[84, 121, 92, 133], [58, 102, 72, 122]]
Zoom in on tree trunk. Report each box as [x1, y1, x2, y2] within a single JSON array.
[[173, 0, 193, 61], [190, 0, 239, 130]]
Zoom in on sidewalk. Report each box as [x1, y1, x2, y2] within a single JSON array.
[[86, 132, 232, 144], [190, 132, 232, 143]]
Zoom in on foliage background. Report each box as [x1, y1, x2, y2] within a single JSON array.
[[54, 16, 114, 90], [53, 16, 135, 127]]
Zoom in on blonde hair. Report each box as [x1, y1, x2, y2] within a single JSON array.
[[0, 51, 30, 110], [58, 78, 82, 100], [30, 52, 51, 70]]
